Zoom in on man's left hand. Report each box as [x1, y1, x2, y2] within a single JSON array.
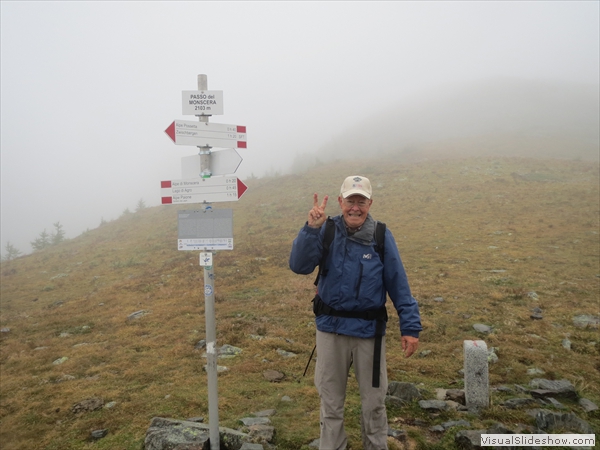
[[401, 336, 419, 358]]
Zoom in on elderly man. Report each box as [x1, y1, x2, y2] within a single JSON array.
[[289, 175, 422, 450]]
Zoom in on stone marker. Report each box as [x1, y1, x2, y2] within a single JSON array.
[[463, 340, 489, 409]]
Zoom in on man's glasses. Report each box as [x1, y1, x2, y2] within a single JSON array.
[[343, 198, 370, 208]]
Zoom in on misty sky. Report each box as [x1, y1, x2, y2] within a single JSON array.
[[1, 1, 599, 255]]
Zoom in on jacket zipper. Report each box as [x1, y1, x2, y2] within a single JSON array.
[[354, 262, 363, 299]]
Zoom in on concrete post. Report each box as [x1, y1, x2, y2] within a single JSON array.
[[463, 340, 489, 409]]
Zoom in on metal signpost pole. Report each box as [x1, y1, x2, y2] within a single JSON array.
[[197, 74, 220, 450]]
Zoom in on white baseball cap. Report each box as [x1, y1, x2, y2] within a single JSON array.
[[340, 176, 372, 199]]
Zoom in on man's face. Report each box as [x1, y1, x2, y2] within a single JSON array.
[[338, 194, 372, 229]]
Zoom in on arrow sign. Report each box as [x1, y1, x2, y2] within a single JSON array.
[[181, 151, 242, 178], [161, 176, 248, 205], [165, 120, 247, 149]]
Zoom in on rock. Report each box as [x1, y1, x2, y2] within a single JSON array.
[[530, 312, 543, 320], [535, 410, 595, 434], [562, 338, 572, 350], [263, 370, 284, 382], [187, 417, 204, 423], [276, 349, 297, 358], [418, 400, 448, 411], [435, 388, 447, 400], [441, 419, 471, 430], [572, 314, 599, 328], [240, 417, 270, 427], [434, 297, 444, 302], [529, 379, 578, 399], [0, 327, 10, 333], [72, 397, 104, 414], [579, 398, 598, 412], [247, 424, 275, 444], [472, 324, 492, 333], [495, 386, 513, 394], [218, 344, 242, 358], [253, 409, 276, 417], [52, 357, 68, 365], [527, 368, 545, 375], [486, 423, 514, 435], [546, 397, 566, 409], [280, 395, 292, 402], [455, 429, 486, 449], [203, 365, 228, 373], [127, 310, 149, 320], [90, 429, 108, 440], [446, 389, 466, 404], [387, 428, 406, 441], [104, 401, 117, 409], [387, 381, 422, 403], [195, 340, 206, 350], [419, 350, 432, 357], [144, 417, 248, 450], [527, 291, 539, 299], [240, 444, 264, 450]]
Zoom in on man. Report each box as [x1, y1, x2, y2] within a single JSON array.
[[289, 175, 422, 450]]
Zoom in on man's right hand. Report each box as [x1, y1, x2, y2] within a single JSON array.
[[308, 193, 328, 229]]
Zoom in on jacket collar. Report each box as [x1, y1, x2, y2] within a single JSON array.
[[341, 213, 375, 245]]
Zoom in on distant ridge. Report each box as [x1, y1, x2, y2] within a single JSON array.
[[295, 78, 599, 170]]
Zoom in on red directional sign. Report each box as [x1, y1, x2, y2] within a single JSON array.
[[161, 176, 248, 205], [165, 120, 247, 148]]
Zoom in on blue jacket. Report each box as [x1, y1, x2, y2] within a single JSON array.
[[289, 214, 422, 339]]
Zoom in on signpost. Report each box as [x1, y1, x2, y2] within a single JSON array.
[[160, 74, 247, 450], [165, 120, 247, 148]]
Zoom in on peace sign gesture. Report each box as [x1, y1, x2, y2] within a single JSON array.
[[308, 193, 329, 229]]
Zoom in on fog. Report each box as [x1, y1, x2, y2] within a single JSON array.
[[1, 1, 598, 256]]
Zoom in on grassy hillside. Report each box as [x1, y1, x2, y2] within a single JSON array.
[[1, 155, 599, 449]]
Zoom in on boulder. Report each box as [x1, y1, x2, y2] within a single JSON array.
[[387, 381, 422, 403], [144, 417, 248, 450], [535, 410, 595, 434], [529, 379, 578, 400]]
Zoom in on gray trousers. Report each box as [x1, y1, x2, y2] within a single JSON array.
[[314, 330, 389, 450]]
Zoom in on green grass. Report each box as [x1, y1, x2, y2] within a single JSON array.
[[1, 154, 599, 449]]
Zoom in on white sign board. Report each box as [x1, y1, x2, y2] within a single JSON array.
[[182, 90, 224, 116], [182, 151, 242, 178], [165, 120, 247, 148], [161, 176, 248, 204], [178, 209, 233, 251]]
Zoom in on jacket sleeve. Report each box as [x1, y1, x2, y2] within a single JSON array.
[[383, 229, 423, 337], [289, 222, 324, 275]]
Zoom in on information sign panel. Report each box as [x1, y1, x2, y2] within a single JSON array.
[[177, 209, 233, 251]]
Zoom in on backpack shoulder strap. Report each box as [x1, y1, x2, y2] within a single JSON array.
[[313, 217, 335, 286], [374, 221, 386, 263]]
